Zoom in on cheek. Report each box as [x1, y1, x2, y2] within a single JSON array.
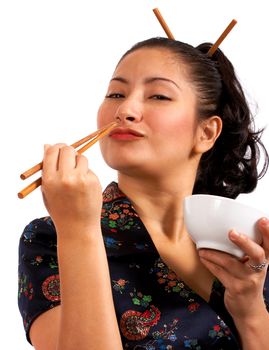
[[149, 113, 196, 141], [97, 103, 110, 128]]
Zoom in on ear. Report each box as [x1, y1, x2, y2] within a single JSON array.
[[193, 116, 222, 154]]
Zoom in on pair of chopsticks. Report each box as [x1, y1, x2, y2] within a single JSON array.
[[18, 121, 118, 199], [153, 8, 237, 56]]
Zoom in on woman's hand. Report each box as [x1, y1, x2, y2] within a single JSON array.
[[198, 217, 269, 321], [41, 144, 103, 235]]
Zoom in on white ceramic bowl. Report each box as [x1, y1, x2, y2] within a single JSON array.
[[183, 194, 267, 258]]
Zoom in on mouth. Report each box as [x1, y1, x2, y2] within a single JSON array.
[[109, 127, 144, 140]]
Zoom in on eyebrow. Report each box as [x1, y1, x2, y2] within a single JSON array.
[[110, 76, 181, 90]]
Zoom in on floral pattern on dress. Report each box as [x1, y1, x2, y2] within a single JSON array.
[[208, 316, 232, 341], [22, 222, 37, 243], [104, 236, 123, 249], [120, 305, 161, 341], [101, 182, 142, 233], [42, 274, 61, 302], [101, 200, 141, 233], [150, 259, 195, 296], [113, 279, 129, 294], [182, 338, 201, 349], [18, 273, 34, 301], [30, 255, 43, 266], [124, 319, 179, 349]]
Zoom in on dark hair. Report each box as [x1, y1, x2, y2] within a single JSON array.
[[120, 37, 268, 198]]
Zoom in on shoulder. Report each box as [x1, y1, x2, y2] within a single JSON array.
[[20, 217, 56, 246], [19, 215, 57, 267], [19, 216, 57, 264]]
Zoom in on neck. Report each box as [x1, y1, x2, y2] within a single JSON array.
[[117, 171, 196, 242]]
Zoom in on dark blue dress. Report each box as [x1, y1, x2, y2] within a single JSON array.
[[18, 182, 269, 349]]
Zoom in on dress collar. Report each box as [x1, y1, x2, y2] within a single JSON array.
[[102, 181, 126, 203]]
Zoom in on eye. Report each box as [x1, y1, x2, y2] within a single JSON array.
[[150, 95, 171, 101], [105, 93, 125, 99]]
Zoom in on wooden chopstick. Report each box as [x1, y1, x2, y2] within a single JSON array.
[[153, 8, 175, 40], [75, 127, 113, 155], [207, 19, 237, 56], [17, 121, 118, 199], [18, 178, 42, 200], [20, 121, 117, 180]]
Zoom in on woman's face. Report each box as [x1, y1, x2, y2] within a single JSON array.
[[97, 47, 203, 177]]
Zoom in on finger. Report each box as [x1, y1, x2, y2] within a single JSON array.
[[58, 145, 77, 172], [42, 143, 66, 176], [200, 257, 225, 282], [75, 154, 89, 171], [198, 248, 246, 279], [257, 218, 269, 256], [229, 229, 266, 264], [198, 248, 237, 268], [198, 250, 233, 285]]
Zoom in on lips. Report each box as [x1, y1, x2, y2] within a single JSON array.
[[109, 127, 144, 139]]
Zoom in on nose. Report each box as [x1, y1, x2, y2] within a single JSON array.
[[115, 99, 143, 124]]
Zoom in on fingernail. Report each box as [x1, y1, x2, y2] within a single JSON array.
[[44, 144, 50, 151], [198, 249, 210, 258], [260, 217, 269, 226], [198, 249, 205, 257], [229, 229, 240, 240]]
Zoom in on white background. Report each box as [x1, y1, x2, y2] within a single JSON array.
[[0, 0, 268, 348]]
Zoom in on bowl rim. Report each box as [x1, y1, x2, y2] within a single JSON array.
[[183, 194, 267, 216]]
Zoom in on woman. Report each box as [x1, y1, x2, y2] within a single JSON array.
[[18, 37, 269, 350]]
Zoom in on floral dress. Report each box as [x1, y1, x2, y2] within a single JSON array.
[[18, 182, 269, 349]]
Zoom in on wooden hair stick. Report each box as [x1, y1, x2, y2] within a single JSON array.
[[207, 19, 237, 56], [153, 8, 175, 40]]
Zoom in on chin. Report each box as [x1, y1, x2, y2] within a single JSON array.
[[104, 158, 141, 172], [100, 143, 160, 176]]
